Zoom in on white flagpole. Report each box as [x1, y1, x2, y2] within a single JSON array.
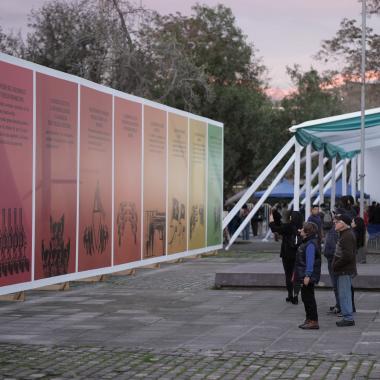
[[359, 0, 366, 217]]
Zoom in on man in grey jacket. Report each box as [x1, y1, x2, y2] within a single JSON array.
[[332, 214, 357, 327]]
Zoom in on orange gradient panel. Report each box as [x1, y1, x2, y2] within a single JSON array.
[[0, 61, 33, 286], [114, 98, 142, 264], [35, 73, 78, 279], [143, 106, 167, 258], [167, 113, 188, 254], [188, 119, 206, 250], [78, 86, 112, 271]]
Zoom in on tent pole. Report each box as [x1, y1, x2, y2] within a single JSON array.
[[351, 156, 357, 200], [293, 141, 301, 211], [342, 158, 348, 196], [305, 144, 312, 219], [318, 151, 324, 205], [331, 157, 337, 211], [359, 0, 366, 217]]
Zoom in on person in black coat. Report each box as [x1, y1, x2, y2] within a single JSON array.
[[352, 216, 366, 264], [269, 210, 303, 304]]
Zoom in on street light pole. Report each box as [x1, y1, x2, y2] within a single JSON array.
[[359, 0, 366, 218]]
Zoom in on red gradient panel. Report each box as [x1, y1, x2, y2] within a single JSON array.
[[78, 86, 112, 271], [34, 73, 78, 279], [114, 98, 142, 264], [0, 61, 33, 286]]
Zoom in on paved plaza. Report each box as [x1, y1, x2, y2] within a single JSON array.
[[1, 241, 380, 379]]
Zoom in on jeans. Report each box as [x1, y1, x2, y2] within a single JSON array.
[[242, 224, 250, 240], [327, 257, 339, 308], [337, 275, 354, 321], [301, 283, 318, 321]]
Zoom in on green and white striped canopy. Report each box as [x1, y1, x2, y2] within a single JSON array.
[[289, 107, 380, 159]]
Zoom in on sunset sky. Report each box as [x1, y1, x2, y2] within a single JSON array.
[[0, 0, 377, 93]]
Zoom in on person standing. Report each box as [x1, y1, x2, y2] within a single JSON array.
[[352, 216, 367, 264], [240, 204, 250, 240], [250, 207, 260, 237], [295, 222, 321, 330], [271, 204, 282, 241], [269, 210, 303, 304], [324, 219, 340, 314], [333, 214, 357, 327], [340, 195, 358, 220], [321, 203, 334, 237], [307, 205, 322, 246]]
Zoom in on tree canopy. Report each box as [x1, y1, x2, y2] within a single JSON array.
[[316, 0, 380, 111], [281, 66, 343, 125]]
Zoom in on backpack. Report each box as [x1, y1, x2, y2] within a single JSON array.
[[322, 211, 333, 230]]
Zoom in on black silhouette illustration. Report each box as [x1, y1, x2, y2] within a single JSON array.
[[168, 198, 186, 246], [144, 210, 165, 257], [83, 181, 109, 255], [0, 207, 29, 277], [116, 201, 138, 247], [41, 215, 70, 277], [190, 204, 204, 240]]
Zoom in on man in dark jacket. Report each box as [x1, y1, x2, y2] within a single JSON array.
[[332, 214, 357, 327]]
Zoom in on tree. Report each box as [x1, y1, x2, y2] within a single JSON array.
[[0, 26, 23, 56], [281, 66, 344, 125], [315, 1, 380, 112], [316, 0, 380, 75]]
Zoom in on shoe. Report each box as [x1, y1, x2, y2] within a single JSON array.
[[327, 306, 341, 315], [336, 319, 355, 327], [337, 312, 343, 318], [298, 319, 310, 328], [286, 297, 292, 303], [291, 296, 298, 305], [300, 320, 319, 330]]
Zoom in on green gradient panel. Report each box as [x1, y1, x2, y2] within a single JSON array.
[[207, 124, 223, 246]]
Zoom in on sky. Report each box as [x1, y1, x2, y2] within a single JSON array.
[[0, 0, 376, 95]]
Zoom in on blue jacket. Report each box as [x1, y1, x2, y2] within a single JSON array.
[[295, 236, 321, 284]]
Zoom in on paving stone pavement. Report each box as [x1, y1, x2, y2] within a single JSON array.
[[1, 244, 380, 379]]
